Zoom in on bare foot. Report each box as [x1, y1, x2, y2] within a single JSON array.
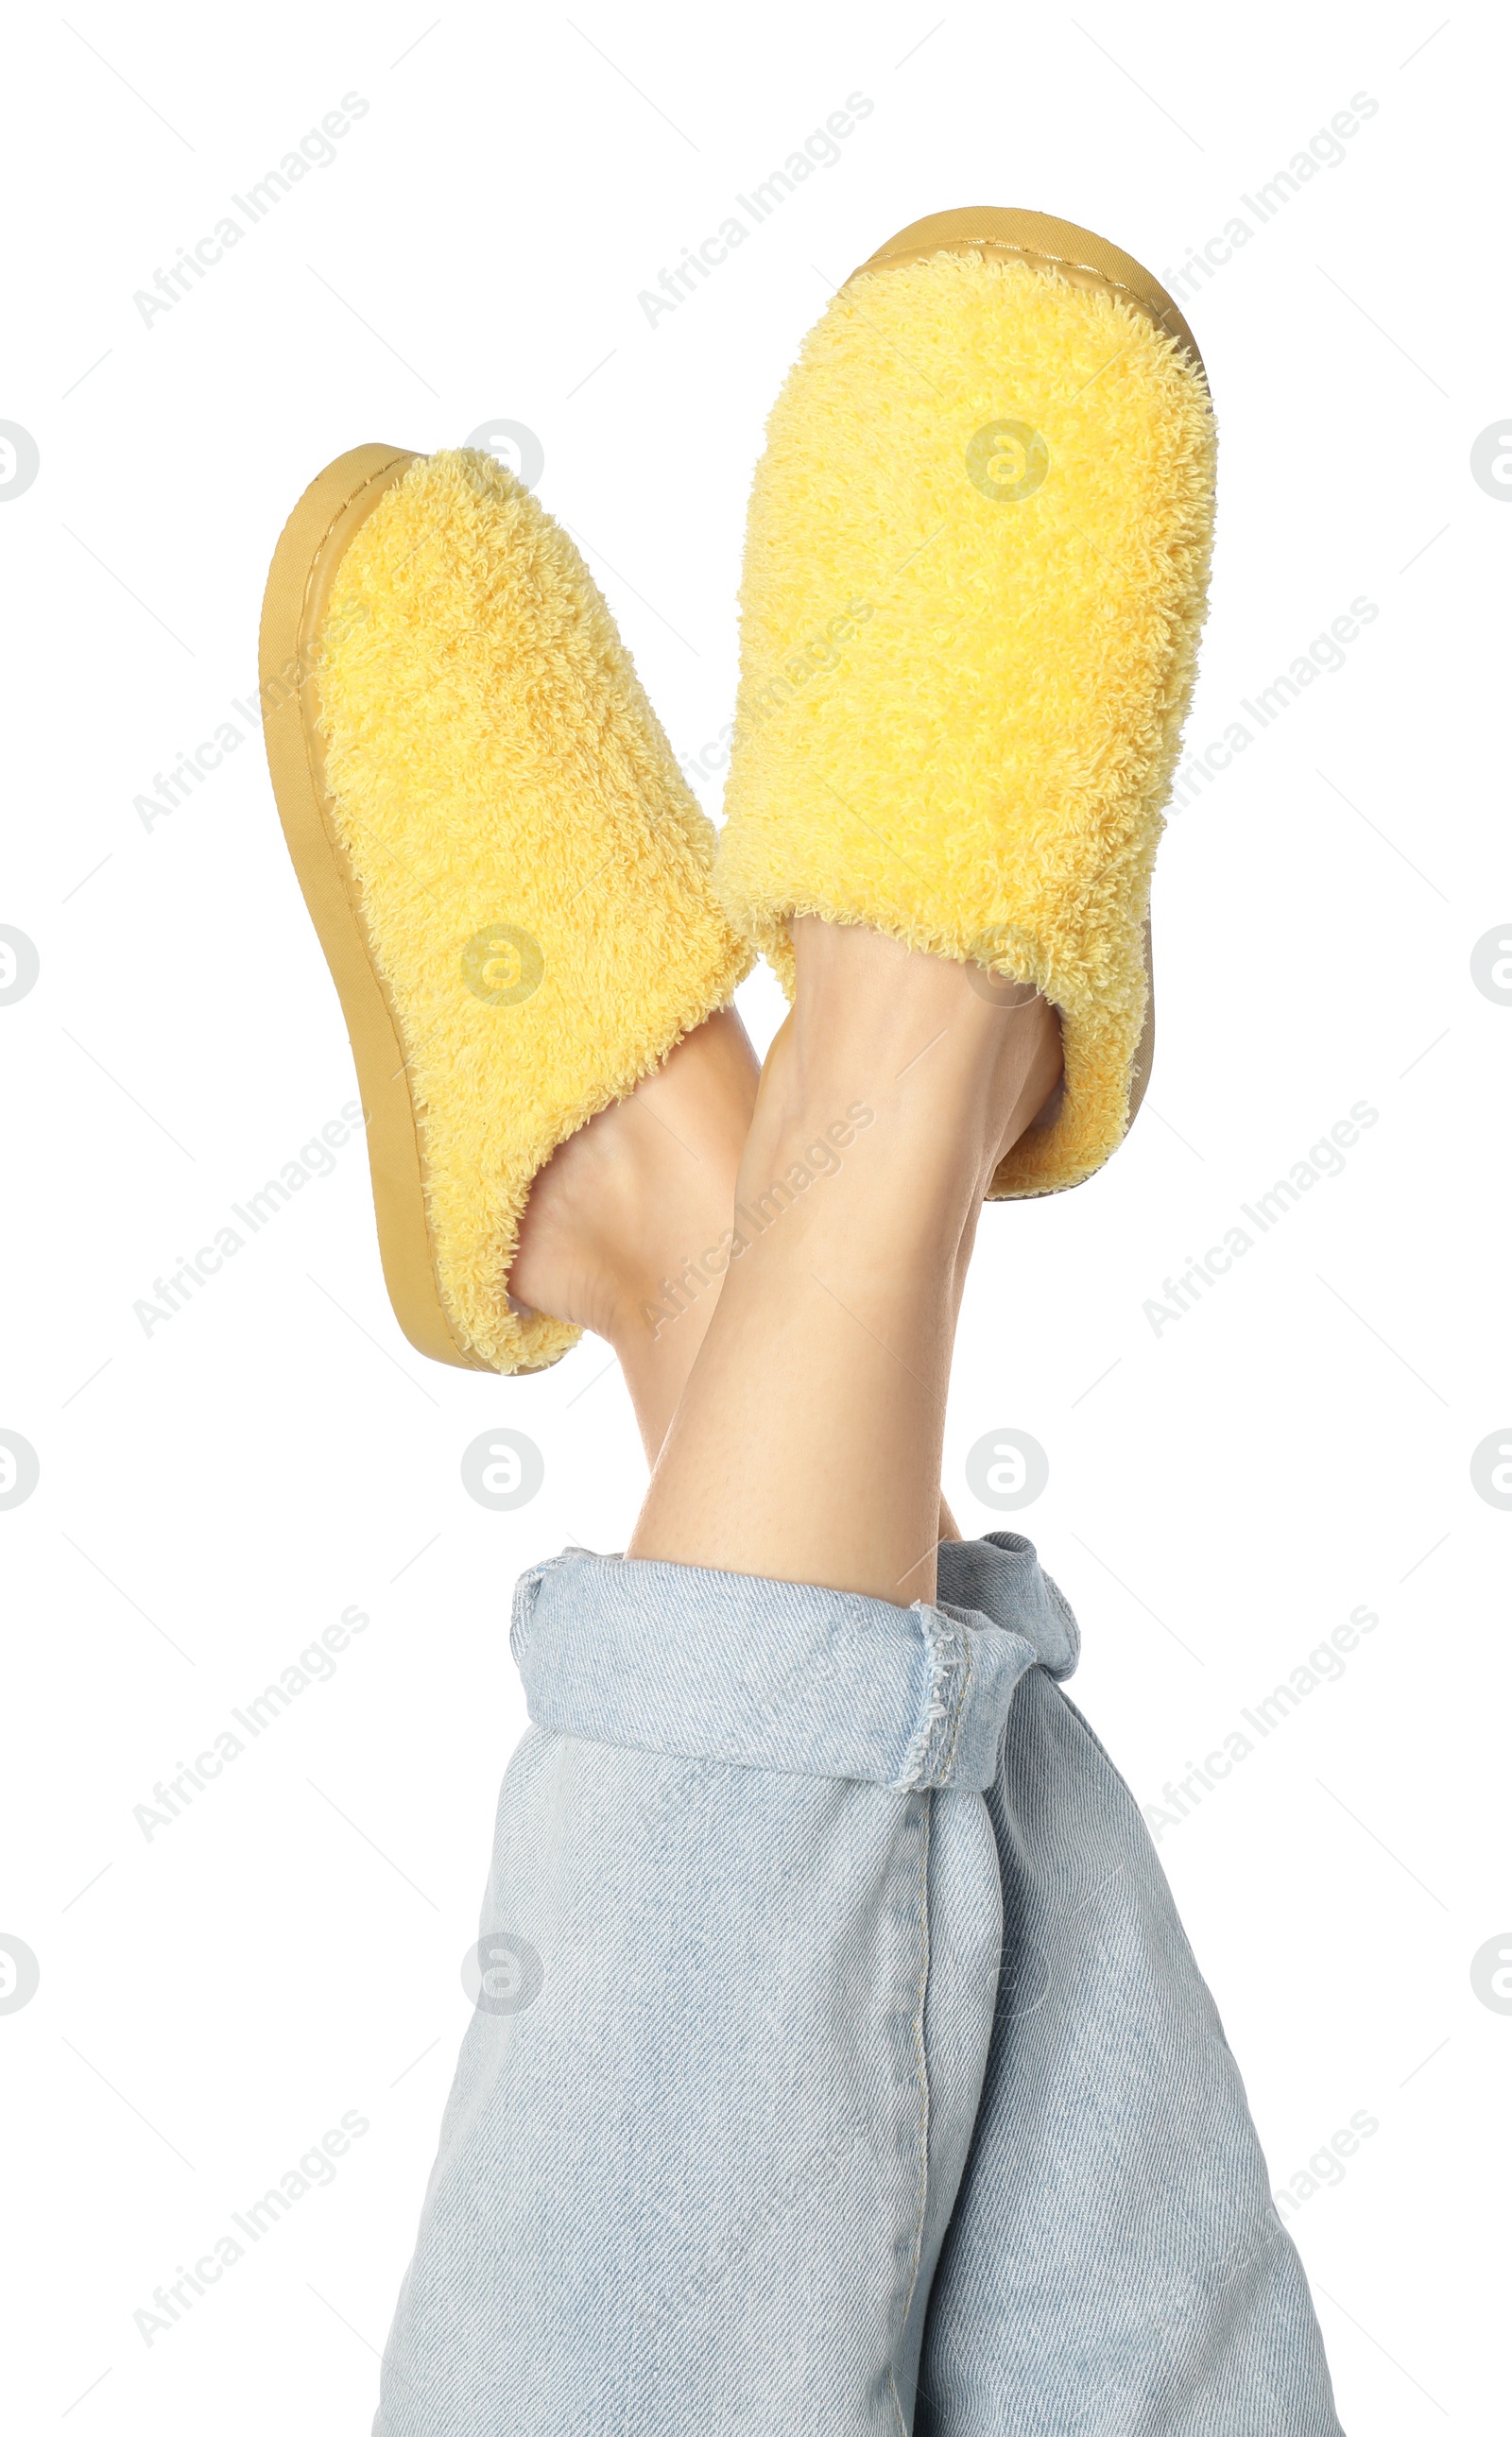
[[509, 1006, 760, 1457]]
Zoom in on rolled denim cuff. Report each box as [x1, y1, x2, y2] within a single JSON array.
[[936, 1531, 1079, 1679], [510, 1536, 1075, 1793]]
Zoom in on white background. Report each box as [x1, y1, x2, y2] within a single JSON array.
[[3, 2, 1505, 2428]]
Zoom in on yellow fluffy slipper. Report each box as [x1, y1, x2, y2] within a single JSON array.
[[259, 445, 749, 1373], [715, 207, 1217, 1195]]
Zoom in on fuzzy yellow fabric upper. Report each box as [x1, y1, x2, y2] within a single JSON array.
[[316, 449, 749, 1372], [715, 250, 1217, 1195]]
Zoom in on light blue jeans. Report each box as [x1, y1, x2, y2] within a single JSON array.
[[374, 1535, 1342, 2433]]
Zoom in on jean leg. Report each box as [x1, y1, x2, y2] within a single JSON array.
[[915, 1643, 1343, 2435]]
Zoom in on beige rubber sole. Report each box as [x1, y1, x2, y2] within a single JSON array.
[[258, 444, 494, 1371], [845, 207, 1211, 1156]]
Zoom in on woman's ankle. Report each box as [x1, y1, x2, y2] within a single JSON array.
[[760, 918, 1063, 1207]]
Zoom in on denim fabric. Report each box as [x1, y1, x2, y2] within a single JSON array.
[[917, 1542, 1341, 2435], [374, 1536, 1341, 2436]]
